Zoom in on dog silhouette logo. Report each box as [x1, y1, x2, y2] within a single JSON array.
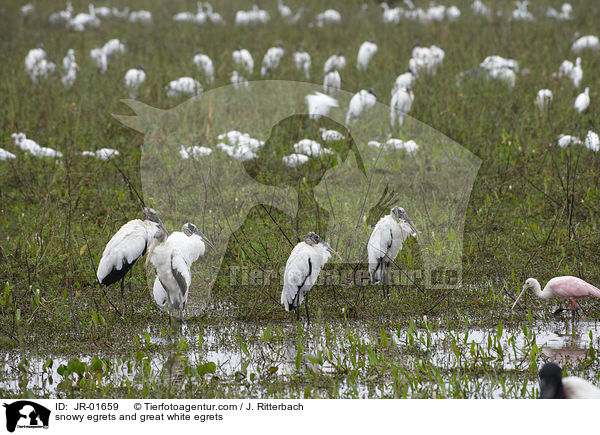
[[3, 401, 50, 432]]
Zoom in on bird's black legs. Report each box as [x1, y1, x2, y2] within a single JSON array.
[[382, 264, 390, 300], [305, 295, 310, 326], [119, 276, 125, 312]]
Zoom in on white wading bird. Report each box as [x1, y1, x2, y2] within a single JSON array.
[[357, 40, 378, 72], [539, 362, 600, 399], [166, 77, 203, 98], [392, 71, 415, 94], [232, 47, 254, 75], [97, 208, 166, 306], [305, 92, 338, 119], [25, 46, 56, 85], [124, 65, 146, 99], [323, 70, 341, 95], [368, 206, 418, 298], [570, 57, 582, 88], [193, 51, 214, 84], [147, 223, 215, 322], [574, 87, 590, 113], [61, 49, 77, 88], [293, 47, 311, 79], [571, 35, 600, 53], [260, 42, 285, 77], [281, 232, 341, 324], [536, 89, 552, 112], [345, 88, 378, 124], [324, 51, 346, 73], [390, 86, 414, 127]]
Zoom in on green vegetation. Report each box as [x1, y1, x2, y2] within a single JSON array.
[[1, 0, 600, 398]]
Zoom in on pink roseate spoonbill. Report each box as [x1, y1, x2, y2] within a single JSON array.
[[539, 362, 600, 399], [512, 276, 600, 318]]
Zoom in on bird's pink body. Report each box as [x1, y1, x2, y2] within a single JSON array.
[[545, 276, 600, 300]]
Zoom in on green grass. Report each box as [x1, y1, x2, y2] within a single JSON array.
[[2, 0, 600, 398]]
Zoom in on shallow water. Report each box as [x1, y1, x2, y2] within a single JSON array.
[[2, 318, 599, 398]]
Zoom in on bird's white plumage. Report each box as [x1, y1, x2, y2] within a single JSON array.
[[166, 77, 202, 98], [97, 219, 159, 283], [12, 132, 62, 158], [323, 70, 341, 95], [562, 376, 600, 399], [193, 53, 214, 84], [293, 50, 311, 79], [574, 87, 590, 113], [536, 89, 552, 112], [232, 48, 254, 74], [305, 92, 338, 119], [368, 214, 415, 283], [324, 53, 346, 73], [260, 46, 284, 77], [390, 87, 414, 127], [281, 242, 331, 311], [25, 47, 56, 85], [124, 67, 146, 98], [0, 148, 16, 161], [357, 41, 378, 72], [61, 49, 77, 88], [345, 89, 377, 124]]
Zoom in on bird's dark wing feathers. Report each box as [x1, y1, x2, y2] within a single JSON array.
[[171, 254, 188, 297]]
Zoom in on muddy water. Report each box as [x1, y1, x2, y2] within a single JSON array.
[[2, 319, 599, 398]]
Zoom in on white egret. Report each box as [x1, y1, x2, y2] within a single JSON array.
[[293, 48, 311, 79], [345, 89, 378, 124], [539, 362, 600, 399], [574, 87, 590, 113], [61, 49, 77, 88], [305, 92, 338, 119], [281, 232, 341, 323], [166, 77, 202, 98], [193, 51, 214, 84], [536, 89, 552, 112], [232, 47, 254, 75], [390, 86, 414, 127], [260, 42, 285, 77], [324, 51, 346, 73], [124, 65, 146, 99], [368, 206, 418, 298], [146, 222, 215, 321], [323, 70, 341, 95], [97, 208, 165, 306], [357, 40, 378, 72], [11, 133, 62, 158]]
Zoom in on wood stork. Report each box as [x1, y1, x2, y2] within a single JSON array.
[[570, 57, 582, 88], [146, 222, 215, 321], [97, 207, 166, 307], [166, 77, 202, 98], [281, 232, 341, 324], [260, 42, 285, 77], [61, 49, 77, 88], [392, 71, 415, 94], [232, 47, 254, 75], [124, 65, 146, 99], [539, 362, 600, 399], [25, 46, 56, 85], [512, 276, 600, 319], [536, 89, 552, 112], [323, 70, 341, 95], [193, 51, 214, 84], [324, 51, 346, 73], [571, 35, 600, 53], [357, 40, 378, 72], [368, 206, 418, 298], [585, 130, 600, 152], [293, 47, 311, 79], [305, 92, 338, 119], [574, 87, 590, 113], [345, 89, 377, 124], [390, 86, 414, 127]]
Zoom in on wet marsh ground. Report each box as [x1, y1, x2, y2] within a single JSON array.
[[2, 0, 600, 398]]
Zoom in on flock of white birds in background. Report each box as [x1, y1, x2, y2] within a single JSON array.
[[5, 1, 599, 163]]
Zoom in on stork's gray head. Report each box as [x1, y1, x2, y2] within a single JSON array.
[[182, 222, 217, 251], [136, 64, 145, 72], [142, 207, 161, 223], [391, 206, 418, 234], [276, 41, 284, 48], [304, 232, 322, 246], [337, 50, 343, 56], [368, 88, 378, 99]]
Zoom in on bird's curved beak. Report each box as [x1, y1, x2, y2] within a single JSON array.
[[511, 285, 528, 310], [405, 218, 418, 237], [199, 230, 217, 252], [325, 243, 342, 261]]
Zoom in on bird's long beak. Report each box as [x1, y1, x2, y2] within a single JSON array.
[[146, 239, 158, 267], [326, 244, 342, 260], [199, 231, 217, 252], [511, 285, 528, 310]]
